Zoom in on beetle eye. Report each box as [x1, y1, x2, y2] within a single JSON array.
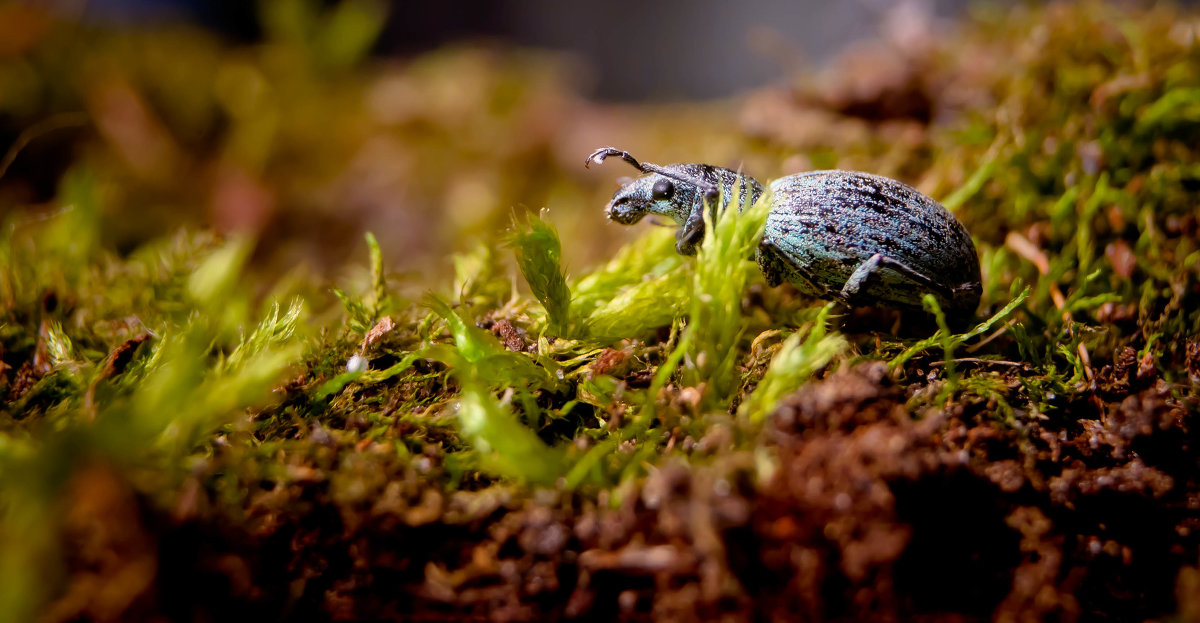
[[651, 179, 674, 200]]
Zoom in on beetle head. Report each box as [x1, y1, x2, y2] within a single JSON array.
[[606, 173, 690, 225], [585, 147, 714, 227]]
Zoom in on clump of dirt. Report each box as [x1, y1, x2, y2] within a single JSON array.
[[58, 360, 1186, 621]]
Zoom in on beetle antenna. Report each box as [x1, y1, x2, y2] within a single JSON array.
[[585, 147, 643, 171], [585, 146, 718, 198]]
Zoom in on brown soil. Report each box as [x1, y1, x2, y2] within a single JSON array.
[[49, 361, 1198, 622]]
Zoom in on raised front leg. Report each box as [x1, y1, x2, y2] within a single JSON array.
[[840, 253, 955, 305], [675, 188, 720, 256]]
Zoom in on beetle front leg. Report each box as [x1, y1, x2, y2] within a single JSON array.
[[675, 189, 719, 256], [676, 209, 705, 255], [840, 253, 955, 304]]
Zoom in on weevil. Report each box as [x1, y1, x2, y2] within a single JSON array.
[[585, 147, 982, 321]]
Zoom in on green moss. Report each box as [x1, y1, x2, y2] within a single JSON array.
[[738, 303, 846, 423], [682, 182, 773, 408], [508, 210, 571, 336]]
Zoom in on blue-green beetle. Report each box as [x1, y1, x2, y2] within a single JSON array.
[[585, 147, 982, 320]]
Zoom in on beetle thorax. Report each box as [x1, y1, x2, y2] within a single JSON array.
[[606, 164, 762, 226]]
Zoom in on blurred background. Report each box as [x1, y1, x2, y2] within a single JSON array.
[[0, 0, 1153, 298], [82, 0, 972, 100]]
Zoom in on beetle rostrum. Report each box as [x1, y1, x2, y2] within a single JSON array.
[[585, 146, 983, 320]]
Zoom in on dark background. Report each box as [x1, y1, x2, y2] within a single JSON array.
[[83, 0, 974, 100]]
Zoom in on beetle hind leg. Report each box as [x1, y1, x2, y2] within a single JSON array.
[[757, 237, 830, 296], [840, 253, 956, 307]]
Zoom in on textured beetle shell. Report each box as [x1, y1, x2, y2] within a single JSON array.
[[760, 170, 981, 315]]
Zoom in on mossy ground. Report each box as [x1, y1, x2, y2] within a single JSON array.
[[1, 3, 1199, 621]]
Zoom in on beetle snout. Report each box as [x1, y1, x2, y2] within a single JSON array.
[[607, 197, 645, 225]]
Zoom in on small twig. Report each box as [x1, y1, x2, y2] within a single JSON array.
[[0, 112, 90, 182], [1005, 231, 1068, 311], [965, 318, 1018, 354], [929, 358, 1024, 368], [1005, 230, 1095, 383]]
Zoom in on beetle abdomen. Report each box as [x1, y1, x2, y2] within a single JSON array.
[[765, 170, 981, 312]]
